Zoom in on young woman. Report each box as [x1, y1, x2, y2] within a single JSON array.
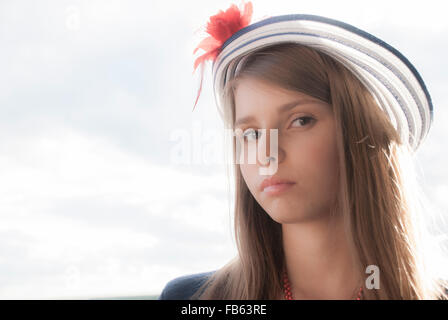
[[158, 1, 448, 300]]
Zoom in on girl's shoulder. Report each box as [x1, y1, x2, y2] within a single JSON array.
[[158, 270, 217, 300]]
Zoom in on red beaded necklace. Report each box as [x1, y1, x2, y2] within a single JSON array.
[[282, 269, 363, 300]]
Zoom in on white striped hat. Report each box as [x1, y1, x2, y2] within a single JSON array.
[[194, 3, 433, 151]]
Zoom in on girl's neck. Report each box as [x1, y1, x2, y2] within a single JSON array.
[[281, 214, 362, 299]]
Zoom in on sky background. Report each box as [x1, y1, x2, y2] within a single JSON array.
[[0, 0, 447, 299]]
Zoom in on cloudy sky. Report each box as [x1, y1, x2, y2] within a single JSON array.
[[0, 0, 447, 299]]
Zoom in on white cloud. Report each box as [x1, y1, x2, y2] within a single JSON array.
[[0, 126, 235, 298]]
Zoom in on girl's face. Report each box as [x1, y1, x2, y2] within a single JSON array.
[[234, 76, 339, 223]]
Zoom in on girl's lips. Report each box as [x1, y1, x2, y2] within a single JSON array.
[[262, 183, 295, 196], [259, 176, 296, 192]]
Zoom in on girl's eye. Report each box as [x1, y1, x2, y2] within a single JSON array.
[[291, 116, 314, 127], [242, 128, 260, 142]]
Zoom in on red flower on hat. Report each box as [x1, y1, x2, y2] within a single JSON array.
[[192, 1, 253, 110]]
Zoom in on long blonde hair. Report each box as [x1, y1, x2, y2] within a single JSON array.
[[191, 43, 448, 300]]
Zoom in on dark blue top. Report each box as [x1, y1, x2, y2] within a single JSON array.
[[158, 270, 217, 300], [158, 270, 448, 300]]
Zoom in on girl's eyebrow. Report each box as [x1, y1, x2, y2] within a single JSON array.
[[234, 98, 320, 127]]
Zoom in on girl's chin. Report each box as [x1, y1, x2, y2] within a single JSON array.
[[264, 210, 306, 224], [264, 208, 327, 224]]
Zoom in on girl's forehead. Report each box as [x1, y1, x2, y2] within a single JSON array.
[[234, 78, 329, 121], [234, 78, 315, 108]]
